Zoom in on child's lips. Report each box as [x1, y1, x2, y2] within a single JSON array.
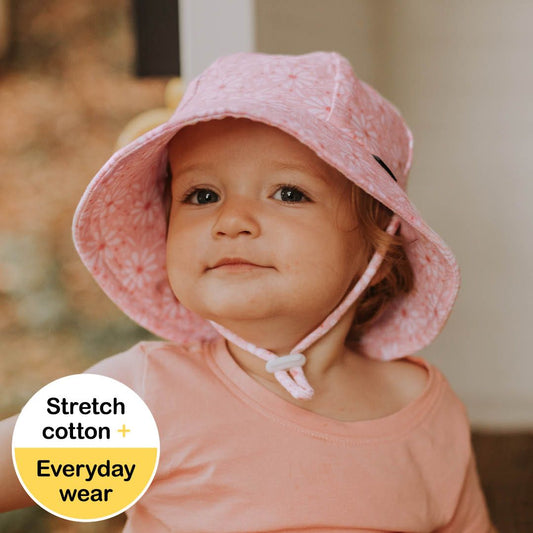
[[208, 257, 270, 271]]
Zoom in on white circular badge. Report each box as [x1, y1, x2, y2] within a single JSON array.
[[12, 374, 159, 522]]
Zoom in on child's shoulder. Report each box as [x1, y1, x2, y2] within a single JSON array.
[[133, 339, 207, 358], [84, 339, 213, 393], [382, 356, 432, 406], [380, 355, 469, 425], [357, 354, 457, 421], [85, 339, 198, 366]]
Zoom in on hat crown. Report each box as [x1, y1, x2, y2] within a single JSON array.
[[177, 51, 413, 188]]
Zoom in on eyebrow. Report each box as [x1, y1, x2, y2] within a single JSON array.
[[266, 160, 332, 183], [170, 162, 214, 178]]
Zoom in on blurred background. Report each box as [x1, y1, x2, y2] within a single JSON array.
[[0, 0, 531, 531]]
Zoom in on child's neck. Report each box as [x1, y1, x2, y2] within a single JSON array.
[[224, 305, 358, 387]]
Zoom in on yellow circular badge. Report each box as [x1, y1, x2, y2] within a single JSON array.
[[12, 374, 159, 522]]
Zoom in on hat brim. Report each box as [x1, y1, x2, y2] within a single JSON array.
[[73, 98, 460, 360]]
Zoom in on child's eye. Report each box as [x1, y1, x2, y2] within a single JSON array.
[[272, 185, 310, 203], [182, 188, 220, 205]]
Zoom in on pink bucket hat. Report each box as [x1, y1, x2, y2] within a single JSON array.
[[73, 51, 460, 400]]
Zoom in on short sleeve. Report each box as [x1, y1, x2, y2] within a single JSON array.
[[435, 447, 494, 532], [83, 342, 148, 397]]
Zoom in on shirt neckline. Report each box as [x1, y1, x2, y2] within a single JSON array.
[[205, 335, 445, 441]]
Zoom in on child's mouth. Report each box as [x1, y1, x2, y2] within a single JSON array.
[[208, 257, 270, 273]]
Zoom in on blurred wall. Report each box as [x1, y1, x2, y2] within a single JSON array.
[[0, 1, 165, 421], [256, 0, 533, 430]]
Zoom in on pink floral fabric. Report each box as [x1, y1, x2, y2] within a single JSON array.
[[72, 51, 460, 364]]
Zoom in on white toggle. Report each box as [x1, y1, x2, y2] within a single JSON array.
[[265, 353, 306, 373]]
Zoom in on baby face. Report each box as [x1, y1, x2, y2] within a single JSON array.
[[166, 118, 366, 336]]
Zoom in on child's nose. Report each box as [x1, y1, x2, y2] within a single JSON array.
[[211, 197, 261, 239]]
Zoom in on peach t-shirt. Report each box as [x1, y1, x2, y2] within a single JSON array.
[[86, 336, 492, 533]]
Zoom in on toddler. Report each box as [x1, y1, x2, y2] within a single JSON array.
[[1, 52, 495, 532]]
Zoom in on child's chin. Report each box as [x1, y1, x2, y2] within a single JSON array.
[[200, 300, 274, 323]]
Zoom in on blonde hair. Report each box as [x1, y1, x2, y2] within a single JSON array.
[[346, 184, 415, 351]]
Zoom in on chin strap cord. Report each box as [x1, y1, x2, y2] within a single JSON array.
[[209, 214, 401, 400]]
